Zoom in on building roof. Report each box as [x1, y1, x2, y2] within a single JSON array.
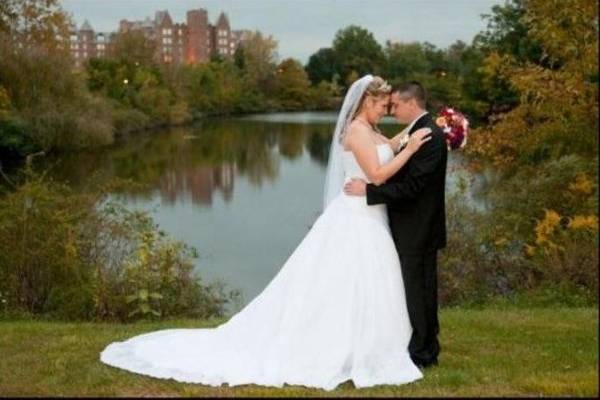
[[80, 19, 93, 31], [188, 8, 207, 16], [216, 12, 230, 28], [155, 10, 173, 26]]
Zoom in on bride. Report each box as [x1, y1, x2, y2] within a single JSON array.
[[100, 74, 432, 391]]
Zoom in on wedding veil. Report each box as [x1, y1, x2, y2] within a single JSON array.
[[322, 74, 374, 211]]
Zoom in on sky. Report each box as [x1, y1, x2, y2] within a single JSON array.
[[62, 0, 504, 63]]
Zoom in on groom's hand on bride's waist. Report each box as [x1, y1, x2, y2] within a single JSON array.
[[344, 178, 367, 196]]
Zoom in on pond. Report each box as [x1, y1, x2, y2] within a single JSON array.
[[31, 112, 485, 310]]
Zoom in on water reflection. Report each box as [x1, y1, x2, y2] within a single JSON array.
[[38, 116, 338, 206]]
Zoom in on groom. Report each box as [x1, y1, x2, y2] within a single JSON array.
[[344, 81, 447, 369]]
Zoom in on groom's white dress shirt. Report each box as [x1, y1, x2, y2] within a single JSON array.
[[405, 111, 429, 133]]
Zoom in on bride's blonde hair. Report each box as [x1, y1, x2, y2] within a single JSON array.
[[365, 76, 392, 98], [354, 76, 391, 117]]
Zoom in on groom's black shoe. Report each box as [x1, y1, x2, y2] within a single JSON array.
[[413, 357, 438, 369]]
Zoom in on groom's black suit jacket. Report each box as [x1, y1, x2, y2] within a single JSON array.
[[366, 113, 447, 255]]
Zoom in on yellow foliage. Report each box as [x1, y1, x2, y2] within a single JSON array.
[[534, 209, 562, 248], [568, 215, 598, 231], [468, 0, 598, 169], [524, 243, 536, 256], [568, 174, 594, 196], [524, 0, 598, 71], [531, 209, 597, 256]]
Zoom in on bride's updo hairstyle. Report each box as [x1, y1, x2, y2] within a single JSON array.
[[365, 76, 392, 98], [354, 76, 391, 116]]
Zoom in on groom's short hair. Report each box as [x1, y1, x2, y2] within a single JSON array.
[[394, 81, 427, 109]]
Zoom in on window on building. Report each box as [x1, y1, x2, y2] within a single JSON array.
[[163, 28, 172, 36]]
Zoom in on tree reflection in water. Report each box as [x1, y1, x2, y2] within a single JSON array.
[[35, 114, 336, 206]]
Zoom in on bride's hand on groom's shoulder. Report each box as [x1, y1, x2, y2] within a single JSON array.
[[406, 128, 432, 154]]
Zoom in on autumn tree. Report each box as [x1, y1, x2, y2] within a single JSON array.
[[274, 58, 312, 109], [0, 1, 114, 155], [464, 0, 598, 299], [235, 31, 279, 94], [0, 0, 70, 51], [469, 0, 598, 169], [108, 30, 157, 68]]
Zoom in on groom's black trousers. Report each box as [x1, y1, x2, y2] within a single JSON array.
[[398, 251, 440, 366]]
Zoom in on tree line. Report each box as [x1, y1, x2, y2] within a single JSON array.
[[1, 0, 578, 160]]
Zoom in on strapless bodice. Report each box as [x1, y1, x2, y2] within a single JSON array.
[[337, 143, 394, 220], [342, 143, 394, 183]]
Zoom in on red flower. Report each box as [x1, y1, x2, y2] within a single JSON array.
[[437, 106, 469, 150]]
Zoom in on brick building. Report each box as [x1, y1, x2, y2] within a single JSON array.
[[69, 8, 253, 67], [70, 20, 114, 68], [186, 9, 210, 63]]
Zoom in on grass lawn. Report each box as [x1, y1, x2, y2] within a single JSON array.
[[0, 307, 597, 397]]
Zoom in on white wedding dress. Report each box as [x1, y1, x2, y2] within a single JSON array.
[[100, 143, 423, 390]]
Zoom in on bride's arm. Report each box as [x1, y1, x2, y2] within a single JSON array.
[[346, 125, 431, 186]]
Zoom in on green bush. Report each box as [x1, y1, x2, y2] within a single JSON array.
[[439, 158, 598, 308], [0, 115, 37, 158], [43, 283, 96, 321], [0, 36, 115, 153], [0, 170, 239, 321]]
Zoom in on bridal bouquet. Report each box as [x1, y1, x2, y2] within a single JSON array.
[[435, 107, 469, 150]]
